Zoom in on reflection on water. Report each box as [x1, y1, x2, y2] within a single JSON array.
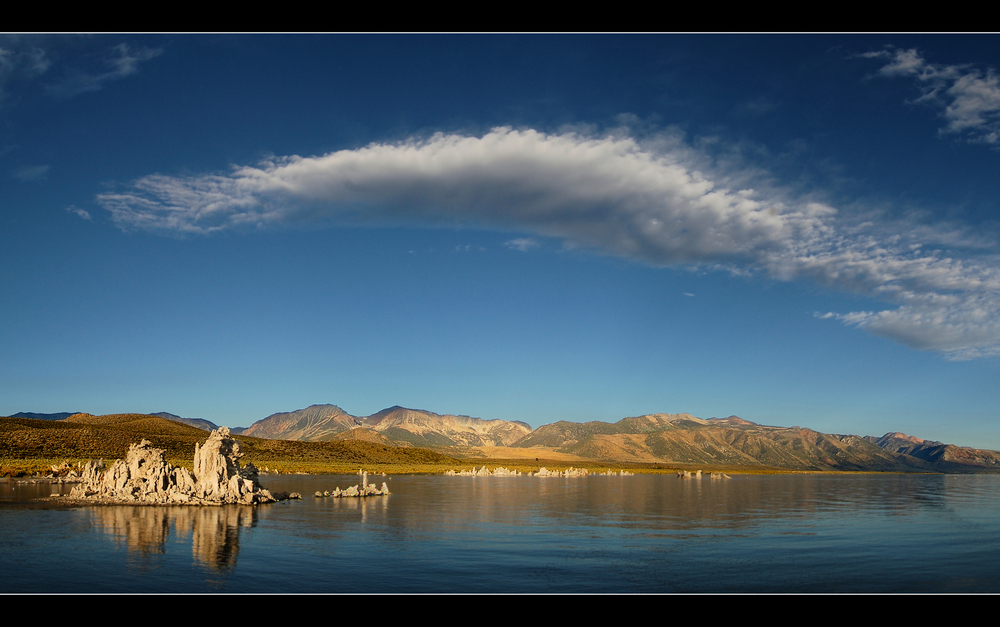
[[85, 505, 254, 573], [2, 473, 999, 592]]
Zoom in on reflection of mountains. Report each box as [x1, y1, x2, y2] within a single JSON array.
[[258, 473, 950, 543], [389, 474, 953, 536], [89, 505, 255, 572]]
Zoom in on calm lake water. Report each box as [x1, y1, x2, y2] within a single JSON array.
[[2, 472, 999, 593]]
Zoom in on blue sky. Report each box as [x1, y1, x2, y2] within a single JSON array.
[[3, 34, 1000, 448]]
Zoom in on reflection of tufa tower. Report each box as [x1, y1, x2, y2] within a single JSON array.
[[191, 506, 253, 573], [90, 501, 254, 574]]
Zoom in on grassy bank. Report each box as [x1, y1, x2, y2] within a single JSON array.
[[0, 414, 462, 477]]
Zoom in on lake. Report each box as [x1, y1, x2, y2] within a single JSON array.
[[2, 472, 999, 593]]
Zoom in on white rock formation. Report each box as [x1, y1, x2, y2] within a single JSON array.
[[315, 470, 390, 498], [444, 466, 522, 476], [531, 467, 590, 477], [315, 480, 391, 498], [596, 469, 634, 476], [70, 428, 280, 505], [444, 466, 636, 477]]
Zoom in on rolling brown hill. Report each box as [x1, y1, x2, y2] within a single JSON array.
[[0, 414, 459, 471], [2, 413, 215, 461]]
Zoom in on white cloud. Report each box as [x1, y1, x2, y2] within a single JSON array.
[[66, 205, 91, 221], [97, 126, 1000, 359], [12, 164, 49, 181], [865, 47, 1000, 144], [0, 44, 50, 100], [1, 40, 159, 103], [505, 237, 540, 252], [0, 45, 49, 79], [47, 43, 162, 98], [99, 127, 798, 261]]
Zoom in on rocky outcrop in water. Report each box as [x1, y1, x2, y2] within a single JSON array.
[[445, 466, 523, 476], [677, 469, 730, 479], [444, 466, 635, 477], [70, 428, 281, 505], [313, 470, 390, 498], [532, 467, 592, 477]]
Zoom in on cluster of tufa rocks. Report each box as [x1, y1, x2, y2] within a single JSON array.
[[532, 467, 593, 477], [314, 470, 390, 498], [70, 427, 299, 505], [444, 466, 635, 477], [445, 466, 523, 476], [677, 470, 731, 479]]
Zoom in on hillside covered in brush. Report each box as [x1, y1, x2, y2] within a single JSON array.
[[0, 413, 458, 470]]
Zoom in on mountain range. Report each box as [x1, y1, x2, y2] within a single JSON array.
[[231, 404, 1000, 473], [10, 405, 1000, 473], [241, 404, 532, 448]]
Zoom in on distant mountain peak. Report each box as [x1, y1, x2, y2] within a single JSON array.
[[242, 403, 530, 448], [881, 432, 924, 443], [707, 415, 757, 426], [11, 411, 82, 421], [303, 403, 347, 413], [150, 412, 219, 432]]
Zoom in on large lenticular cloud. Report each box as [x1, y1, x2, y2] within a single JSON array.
[[99, 128, 802, 262], [97, 126, 1000, 359]]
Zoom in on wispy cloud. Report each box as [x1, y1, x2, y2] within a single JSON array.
[[97, 126, 1000, 359], [12, 164, 49, 181], [47, 43, 162, 98], [0, 45, 50, 79], [505, 237, 540, 252], [865, 47, 1000, 144], [66, 205, 91, 221], [1, 39, 161, 103], [0, 44, 50, 100]]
